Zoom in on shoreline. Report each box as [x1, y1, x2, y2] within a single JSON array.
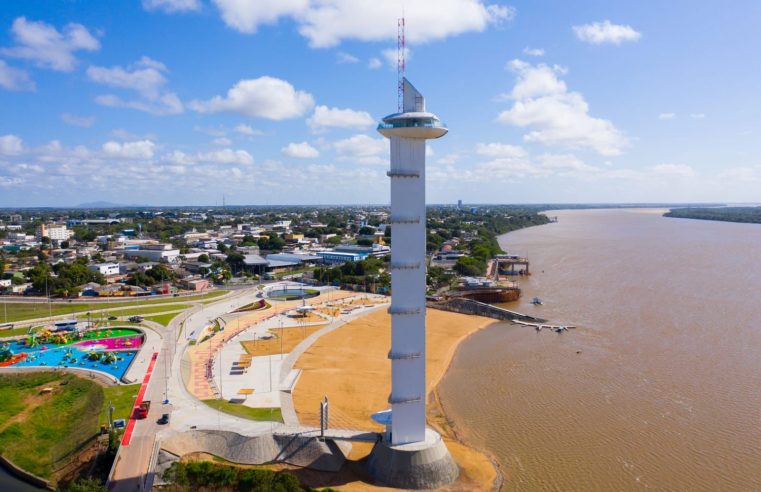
[[290, 307, 503, 490], [428, 320, 511, 492]]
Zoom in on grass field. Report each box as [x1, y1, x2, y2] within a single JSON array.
[[101, 384, 141, 425], [144, 312, 181, 326], [0, 372, 104, 478], [0, 290, 228, 323], [202, 400, 283, 422], [96, 304, 191, 319]]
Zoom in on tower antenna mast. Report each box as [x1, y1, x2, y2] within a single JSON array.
[[397, 17, 405, 112]]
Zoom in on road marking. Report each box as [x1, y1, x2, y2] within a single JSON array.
[[121, 352, 159, 446]]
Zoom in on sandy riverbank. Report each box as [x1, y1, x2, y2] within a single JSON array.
[[291, 307, 502, 490]]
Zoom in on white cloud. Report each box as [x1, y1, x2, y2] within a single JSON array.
[[102, 140, 156, 159], [0, 135, 24, 155], [189, 76, 314, 120], [213, 137, 233, 146], [689, 113, 705, 119], [382, 46, 411, 69], [367, 58, 382, 70], [281, 141, 320, 159], [89, 57, 183, 115], [497, 59, 628, 156], [211, 0, 309, 33], [658, 112, 676, 120], [197, 148, 254, 165], [211, 0, 514, 47], [1, 17, 99, 72], [87, 57, 168, 98], [61, 113, 96, 127], [652, 163, 695, 178], [307, 105, 375, 131], [95, 93, 183, 116], [336, 51, 359, 64], [297, 1, 515, 48], [143, 0, 202, 13], [573, 20, 641, 45], [234, 124, 264, 136], [333, 134, 387, 164], [0, 60, 35, 91], [475, 142, 527, 158], [522, 47, 544, 57]]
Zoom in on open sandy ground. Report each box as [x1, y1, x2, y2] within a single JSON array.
[[292, 308, 501, 491]]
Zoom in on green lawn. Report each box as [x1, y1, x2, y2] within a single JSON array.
[[0, 290, 228, 323], [0, 372, 103, 478], [144, 312, 181, 326], [101, 384, 141, 425], [202, 400, 283, 423], [95, 303, 191, 318]]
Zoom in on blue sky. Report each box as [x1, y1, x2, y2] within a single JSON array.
[[1, 0, 759, 206]]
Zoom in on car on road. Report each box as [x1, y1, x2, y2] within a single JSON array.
[[157, 413, 170, 425], [108, 316, 118, 320]]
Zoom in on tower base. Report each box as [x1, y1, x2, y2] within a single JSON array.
[[367, 428, 459, 489]]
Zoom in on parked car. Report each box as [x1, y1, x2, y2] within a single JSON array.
[[157, 413, 170, 425], [108, 316, 118, 321]]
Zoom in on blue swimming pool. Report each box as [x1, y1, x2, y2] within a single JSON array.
[[7, 340, 138, 380]]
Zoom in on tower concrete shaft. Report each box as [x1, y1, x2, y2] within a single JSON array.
[[378, 78, 447, 444]]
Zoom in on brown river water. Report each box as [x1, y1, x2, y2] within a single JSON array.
[[438, 208, 761, 491]]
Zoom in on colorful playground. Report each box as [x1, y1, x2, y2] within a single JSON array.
[[0, 327, 145, 380]]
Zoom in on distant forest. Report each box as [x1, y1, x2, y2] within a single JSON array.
[[664, 207, 761, 224]]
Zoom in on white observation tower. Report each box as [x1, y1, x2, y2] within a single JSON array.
[[377, 78, 447, 445]]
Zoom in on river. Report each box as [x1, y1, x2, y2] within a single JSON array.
[[0, 466, 42, 491], [438, 208, 761, 491]]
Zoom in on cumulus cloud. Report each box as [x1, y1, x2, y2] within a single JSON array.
[[336, 51, 359, 64], [1, 17, 99, 71], [213, 137, 233, 146], [281, 141, 320, 158], [211, 0, 514, 47], [88, 57, 169, 98], [95, 93, 183, 116], [0, 135, 24, 155], [234, 124, 264, 136], [307, 105, 375, 131], [382, 46, 411, 69], [522, 47, 544, 57], [189, 76, 314, 120], [142, 0, 202, 13], [573, 20, 641, 45], [497, 59, 628, 156], [658, 112, 676, 120], [61, 113, 96, 127], [367, 58, 382, 70], [89, 57, 183, 115], [197, 148, 254, 165], [102, 140, 156, 159], [333, 134, 387, 165], [0, 60, 35, 91]]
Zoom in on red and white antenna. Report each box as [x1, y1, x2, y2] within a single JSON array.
[[397, 16, 405, 112]]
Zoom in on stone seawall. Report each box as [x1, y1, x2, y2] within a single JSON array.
[[429, 298, 545, 323]]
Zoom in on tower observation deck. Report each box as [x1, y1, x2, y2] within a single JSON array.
[[377, 78, 447, 445]]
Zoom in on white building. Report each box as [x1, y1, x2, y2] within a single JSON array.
[[377, 78, 447, 445], [36, 223, 73, 242], [123, 246, 181, 263], [88, 262, 121, 276]]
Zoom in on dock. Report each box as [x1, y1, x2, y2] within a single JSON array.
[[514, 320, 576, 331]]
